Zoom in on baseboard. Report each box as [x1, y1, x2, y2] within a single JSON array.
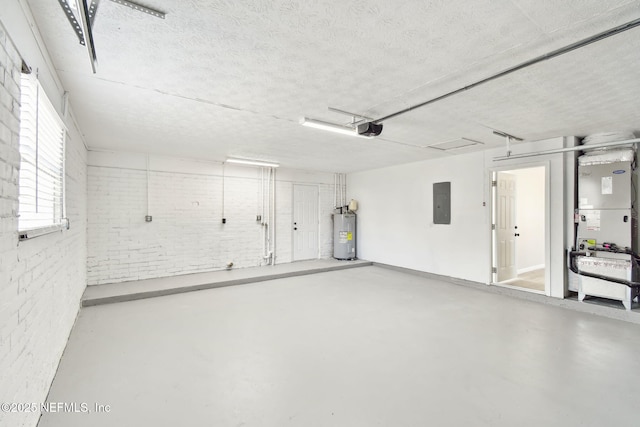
[[372, 262, 640, 325]]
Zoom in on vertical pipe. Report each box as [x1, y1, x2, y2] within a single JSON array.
[[267, 167, 272, 264], [265, 168, 271, 263], [265, 167, 270, 264], [221, 162, 225, 221], [261, 168, 266, 263], [338, 173, 342, 210], [341, 173, 345, 208], [344, 172, 347, 210], [340, 173, 343, 208], [146, 154, 150, 216], [339, 173, 342, 208], [343, 173, 346, 207], [272, 168, 277, 265], [268, 167, 273, 265], [333, 173, 338, 210]]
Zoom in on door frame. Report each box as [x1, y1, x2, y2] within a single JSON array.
[[291, 183, 320, 261], [489, 161, 551, 296]]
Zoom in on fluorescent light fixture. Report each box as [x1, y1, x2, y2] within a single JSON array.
[[300, 117, 372, 138], [226, 158, 279, 168]]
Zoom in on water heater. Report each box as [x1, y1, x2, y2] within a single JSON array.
[[333, 213, 356, 260]]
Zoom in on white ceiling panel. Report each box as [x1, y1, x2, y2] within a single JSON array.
[[25, 0, 640, 172]]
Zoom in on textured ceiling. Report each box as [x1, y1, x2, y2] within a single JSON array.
[[26, 0, 640, 172]]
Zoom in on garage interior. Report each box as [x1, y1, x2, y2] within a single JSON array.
[[1, 1, 640, 426]]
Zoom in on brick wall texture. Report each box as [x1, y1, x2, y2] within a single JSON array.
[[0, 22, 87, 427], [87, 166, 336, 285]]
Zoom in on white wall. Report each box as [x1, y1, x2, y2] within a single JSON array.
[[349, 137, 574, 298], [0, 7, 87, 427], [348, 150, 489, 283], [510, 167, 545, 272], [87, 151, 337, 285]]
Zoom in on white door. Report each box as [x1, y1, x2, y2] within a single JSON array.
[[496, 172, 517, 282], [293, 184, 319, 261]]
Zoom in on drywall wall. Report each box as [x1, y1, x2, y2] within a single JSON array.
[[511, 167, 545, 272], [87, 151, 337, 285], [0, 8, 87, 427], [348, 137, 573, 298], [347, 150, 489, 283]]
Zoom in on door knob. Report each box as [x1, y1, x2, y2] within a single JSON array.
[[294, 227, 297, 230], [515, 233, 520, 237]]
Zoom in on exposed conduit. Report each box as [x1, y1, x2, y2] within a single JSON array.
[[341, 173, 344, 208], [221, 162, 225, 222], [260, 167, 277, 265], [342, 173, 346, 208], [493, 138, 640, 161], [261, 168, 267, 264], [334, 173, 341, 210], [334, 173, 347, 212], [261, 167, 270, 264], [371, 17, 640, 124], [145, 154, 150, 220], [272, 168, 277, 265]]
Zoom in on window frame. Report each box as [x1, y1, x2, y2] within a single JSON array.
[[17, 72, 68, 240]]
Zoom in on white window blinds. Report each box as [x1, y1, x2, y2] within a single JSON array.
[[18, 74, 66, 232]]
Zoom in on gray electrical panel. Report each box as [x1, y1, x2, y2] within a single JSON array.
[[333, 213, 356, 260], [433, 182, 451, 224]]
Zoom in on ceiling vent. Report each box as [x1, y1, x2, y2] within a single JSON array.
[[427, 138, 484, 151]]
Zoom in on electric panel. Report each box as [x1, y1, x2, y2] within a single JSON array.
[[433, 182, 451, 224]]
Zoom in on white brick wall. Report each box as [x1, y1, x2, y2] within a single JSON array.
[[0, 21, 87, 427], [87, 153, 338, 285]]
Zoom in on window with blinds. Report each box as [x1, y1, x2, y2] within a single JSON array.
[[18, 74, 66, 233]]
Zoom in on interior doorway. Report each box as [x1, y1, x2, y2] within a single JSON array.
[[492, 166, 547, 293]]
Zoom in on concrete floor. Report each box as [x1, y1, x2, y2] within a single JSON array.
[[40, 266, 640, 427]]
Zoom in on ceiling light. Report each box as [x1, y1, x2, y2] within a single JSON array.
[[300, 118, 372, 139], [226, 158, 279, 168]]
